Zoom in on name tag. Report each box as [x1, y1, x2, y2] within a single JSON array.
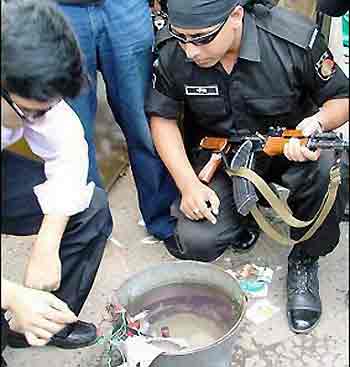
[[185, 85, 219, 96]]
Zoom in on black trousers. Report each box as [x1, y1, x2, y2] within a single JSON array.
[[170, 151, 348, 262], [1, 151, 113, 353]]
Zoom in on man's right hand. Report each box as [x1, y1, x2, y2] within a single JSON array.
[[180, 180, 220, 224], [8, 283, 77, 346]]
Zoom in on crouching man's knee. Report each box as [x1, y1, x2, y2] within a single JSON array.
[[67, 187, 113, 242], [167, 223, 225, 263]]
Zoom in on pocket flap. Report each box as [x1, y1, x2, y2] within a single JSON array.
[[244, 96, 295, 116]]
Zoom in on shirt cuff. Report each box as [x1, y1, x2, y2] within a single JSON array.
[[33, 181, 95, 216]]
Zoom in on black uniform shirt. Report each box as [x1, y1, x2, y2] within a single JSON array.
[[146, 7, 349, 142]]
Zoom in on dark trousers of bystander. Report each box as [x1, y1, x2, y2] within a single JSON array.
[[1, 151, 113, 356]]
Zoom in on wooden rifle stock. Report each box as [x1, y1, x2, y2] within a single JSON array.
[[198, 137, 229, 184], [198, 153, 223, 184]]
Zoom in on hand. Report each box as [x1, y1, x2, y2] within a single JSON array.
[[9, 285, 77, 346], [180, 180, 220, 224], [296, 113, 324, 137], [284, 137, 320, 162], [24, 247, 61, 291]]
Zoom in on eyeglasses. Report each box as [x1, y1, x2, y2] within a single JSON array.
[[1, 89, 61, 121], [169, 18, 228, 46]]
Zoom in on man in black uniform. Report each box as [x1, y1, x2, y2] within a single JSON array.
[[146, 0, 349, 333]]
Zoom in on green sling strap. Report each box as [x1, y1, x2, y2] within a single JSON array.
[[225, 165, 342, 246]]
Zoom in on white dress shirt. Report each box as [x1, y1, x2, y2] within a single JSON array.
[[2, 100, 95, 216]]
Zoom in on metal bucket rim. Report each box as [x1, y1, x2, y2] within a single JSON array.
[[117, 260, 248, 356]]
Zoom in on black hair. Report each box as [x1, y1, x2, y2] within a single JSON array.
[[1, 0, 86, 101], [242, 0, 276, 11]]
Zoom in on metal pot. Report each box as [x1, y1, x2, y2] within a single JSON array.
[[115, 261, 247, 367]]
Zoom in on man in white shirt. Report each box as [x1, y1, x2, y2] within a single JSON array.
[[1, 0, 113, 361]]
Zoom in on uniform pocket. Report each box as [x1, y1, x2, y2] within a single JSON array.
[[188, 96, 229, 118], [244, 96, 296, 116]]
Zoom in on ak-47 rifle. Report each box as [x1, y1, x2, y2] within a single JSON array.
[[199, 127, 348, 186], [198, 127, 348, 245]]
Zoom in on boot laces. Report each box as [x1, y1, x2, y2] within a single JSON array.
[[292, 260, 318, 296]]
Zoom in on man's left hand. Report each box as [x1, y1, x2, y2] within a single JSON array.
[[296, 113, 324, 137], [283, 112, 323, 162], [24, 247, 62, 292], [284, 137, 320, 162]]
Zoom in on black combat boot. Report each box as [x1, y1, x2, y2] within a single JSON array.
[[231, 228, 259, 253], [287, 248, 322, 334]]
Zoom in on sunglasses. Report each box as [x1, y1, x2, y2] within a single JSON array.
[[1, 89, 61, 121], [169, 18, 228, 46]]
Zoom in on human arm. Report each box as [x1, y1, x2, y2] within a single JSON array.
[[24, 215, 68, 291], [2, 278, 77, 346], [285, 32, 349, 162], [147, 42, 219, 223], [284, 98, 349, 161], [297, 99, 349, 136], [22, 101, 94, 291], [151, 116, 219, 223]]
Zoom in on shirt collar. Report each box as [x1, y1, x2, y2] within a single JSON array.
[[239, 12, 261, 62]]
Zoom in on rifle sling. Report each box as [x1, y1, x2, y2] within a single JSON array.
[[225, 165, 341, 246]]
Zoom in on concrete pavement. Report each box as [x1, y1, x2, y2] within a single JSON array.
[[2, 169, 349, 367]]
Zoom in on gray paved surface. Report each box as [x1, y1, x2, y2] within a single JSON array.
[[2, 170, 349, 367]]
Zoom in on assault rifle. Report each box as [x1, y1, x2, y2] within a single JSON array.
[[198, 127, 348, 216]]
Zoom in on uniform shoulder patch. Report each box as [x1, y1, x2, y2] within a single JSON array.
[[315, 50, 336, 81]]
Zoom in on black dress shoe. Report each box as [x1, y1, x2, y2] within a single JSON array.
[[1, 357, 7, 367], [8, 321, 97, 350], [287, 255, 322, 334], [231, 229, 259, 253]]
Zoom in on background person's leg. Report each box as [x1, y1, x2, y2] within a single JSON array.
[[1, 151, 113, 316], [98, 0, 177, 240], [57, 4, 101, 187]]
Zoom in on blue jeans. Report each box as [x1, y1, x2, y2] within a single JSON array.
[[58, 0, 177, 239]]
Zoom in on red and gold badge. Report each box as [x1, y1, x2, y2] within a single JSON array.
[[315, 51, 336, 81]]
